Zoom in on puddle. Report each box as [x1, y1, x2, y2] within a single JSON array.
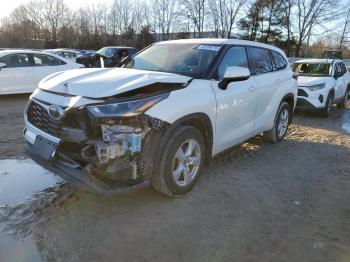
[[0, 159, 66, 262], [0, 232, 42, 262], [341, 109, 350, 134], [0, 158, 61, 207]]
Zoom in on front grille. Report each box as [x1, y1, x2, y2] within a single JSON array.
[[298, 89, 308, 97], [27, 101, 61, 137]]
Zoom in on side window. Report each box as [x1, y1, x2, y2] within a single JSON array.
[[0, 54, 31, 68], [271, 51, 287, 71], [64, 52, 76, 59], [217, 46, 248, 80], [128, 49, 137, 57], [119, 49, 129, 60], [33, 54, 66, 66], [248, 47, 274, 74]]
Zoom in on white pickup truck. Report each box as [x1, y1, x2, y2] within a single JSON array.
[[292, 59, 350, 117]]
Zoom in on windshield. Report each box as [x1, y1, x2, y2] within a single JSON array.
[[122, 43, 220, 78], [97, 47, 118, 58], [292, 63, 332, 77]]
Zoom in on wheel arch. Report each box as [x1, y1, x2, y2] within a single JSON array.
[[166, 113, 214, 163], [281, 93, 295, 124]]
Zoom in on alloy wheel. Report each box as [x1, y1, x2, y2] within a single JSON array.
[[327, 97, 333, 114], [277, 109, 289, 138], [172, 139, 201, 187]]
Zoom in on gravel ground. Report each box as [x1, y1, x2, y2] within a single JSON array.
[[0, 94, 349, 262]]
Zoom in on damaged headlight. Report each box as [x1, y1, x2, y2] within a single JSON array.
[[87, 93, 169, 118]]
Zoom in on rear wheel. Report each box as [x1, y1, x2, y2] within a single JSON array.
[[263, 101, 291, 143], [152, 125, 205, 197], [321, 93, 334, 117]]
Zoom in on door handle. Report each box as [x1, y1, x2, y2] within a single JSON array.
[[248, 86, 257, 92]]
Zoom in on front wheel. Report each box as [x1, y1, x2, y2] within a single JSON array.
[[263, 101, 291, 143], [337, 88, 348, 108], [152, 125, 206, 197], [321, 93, 333, 117]]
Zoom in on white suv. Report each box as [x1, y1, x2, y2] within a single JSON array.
[[292, 59, 350, 117], [24, 39, 297, 196]]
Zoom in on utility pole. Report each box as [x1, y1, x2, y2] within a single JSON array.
[[339, 8, 350, 50]]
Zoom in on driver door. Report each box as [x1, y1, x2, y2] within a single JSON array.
[[0, 53, 35, 94], [211, 46, 256, 153]]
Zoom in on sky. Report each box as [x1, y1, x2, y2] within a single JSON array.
[[0, 0, 112, 19]]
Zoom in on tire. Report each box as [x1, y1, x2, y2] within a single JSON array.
[[337, 88, 349, 108], [152, 125, 206, 197], [321, 93, 334, 117], [263, 101, 291, 143]]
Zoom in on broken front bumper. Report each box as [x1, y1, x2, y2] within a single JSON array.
[[24, 117, 150, 195]]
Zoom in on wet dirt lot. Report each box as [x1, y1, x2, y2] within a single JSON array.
[[0, 94, 350, 262]]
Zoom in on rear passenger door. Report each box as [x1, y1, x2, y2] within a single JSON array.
[[0, 53, 36, 94], [211, 46, 257, 152], [247, 47, 284, 132]]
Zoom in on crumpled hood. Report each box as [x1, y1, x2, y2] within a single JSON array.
[[38, 68, 192, 98], [297, 76, 333, 87]]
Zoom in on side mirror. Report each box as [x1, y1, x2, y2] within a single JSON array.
[[218, 66, 250, 90], [293, 72, 299, 80], [0, 62, 6, 70]]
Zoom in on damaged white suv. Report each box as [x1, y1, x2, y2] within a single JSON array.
[[24, 39, 297, 196]]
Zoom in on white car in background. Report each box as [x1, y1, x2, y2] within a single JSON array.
[[0, 50, 83, 95], [45, 49, 82, 61], [293, 59, 350, 117]]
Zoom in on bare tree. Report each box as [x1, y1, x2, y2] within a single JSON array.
[[280, 0, 295, 56], [208, 0, 245, 38], [43, 0, 69, 47], [150, 0, 180, 40], [339, 8, 350, 50], [293, 0, 339, 56], [183, 0, 206, 37]]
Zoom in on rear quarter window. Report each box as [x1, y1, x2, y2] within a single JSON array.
[[248, 47, 274, 74], [271, 51, 287, 70], [33, 54, 66, 66]]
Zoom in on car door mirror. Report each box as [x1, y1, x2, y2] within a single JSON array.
[[0, 62, 6, 70], [293, 72, 299, 80], [334, 72, 341, 79], [218, 66, 250, 90]]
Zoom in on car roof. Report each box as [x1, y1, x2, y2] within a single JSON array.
[[0, 49, 74, 63], [155, 38, 286, 55], [45, 49, 80, 53], [0, 49, 45, 56], [100, 46, 136, 49], [295, 58, 343, 64]]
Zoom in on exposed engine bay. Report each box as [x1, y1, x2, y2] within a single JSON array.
[[25, 97, 167, 188]]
